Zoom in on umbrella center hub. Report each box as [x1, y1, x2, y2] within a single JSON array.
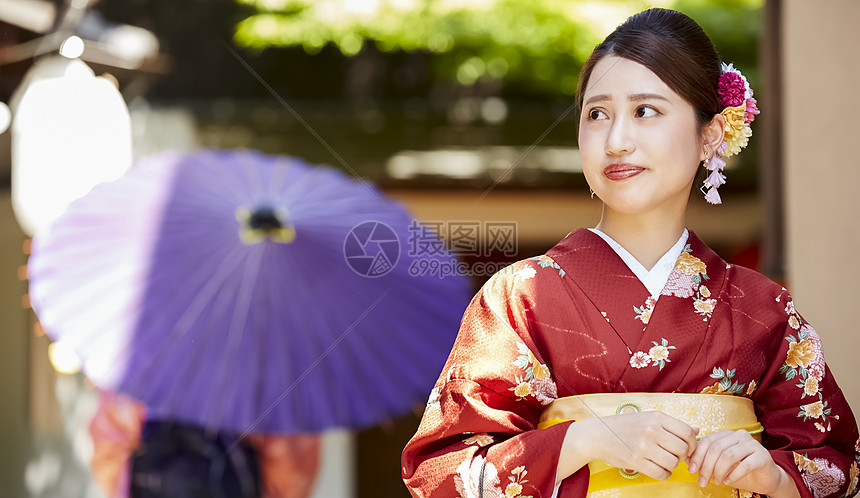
[[249, 207, 282, 231], [237, 206, 295, 244]]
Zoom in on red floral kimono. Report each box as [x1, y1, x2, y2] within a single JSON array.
[[401, 229, 860, 498]]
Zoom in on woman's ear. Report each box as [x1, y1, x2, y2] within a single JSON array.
[[701, 113, 726, 160]]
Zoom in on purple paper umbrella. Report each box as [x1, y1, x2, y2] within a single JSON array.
[[28, 149, 474, 434]]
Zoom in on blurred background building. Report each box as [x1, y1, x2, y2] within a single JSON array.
[[0, 0, 857, 496]]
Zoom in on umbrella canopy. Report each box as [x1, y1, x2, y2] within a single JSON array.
[[28, 149, 473, 434]]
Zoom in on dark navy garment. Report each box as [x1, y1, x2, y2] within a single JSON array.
[[130, 419, 262, 498]]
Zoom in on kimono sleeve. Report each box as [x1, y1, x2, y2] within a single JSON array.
[[401, 264, 580, 498], [89, 390, 145, 498], [754, 293, 860, 498]]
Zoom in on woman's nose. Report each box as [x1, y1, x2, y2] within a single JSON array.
[[605, 117, 635, 156]]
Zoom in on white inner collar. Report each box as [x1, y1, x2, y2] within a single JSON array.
[[588, 228, 689, 299]]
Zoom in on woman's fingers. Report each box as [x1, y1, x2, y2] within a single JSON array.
[[640, 446, 680, 474], [574, 413, 782, 493], [631, 412, 697, 456], [692, 430, 737, 486], [692, 430, 760, 486], [592, 411, 700, 480], [683, 430, 784, 495], [711, 442, 754, 484], [660, 416, 700, 456], [687, 428, 719, 473], [655, 430, 694, 461], [630, 413, 696, 476], [722, 451, 763, 486], [638, 459, 673, 481]]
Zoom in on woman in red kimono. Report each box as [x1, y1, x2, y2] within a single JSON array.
[[402, 8, 859, 498]]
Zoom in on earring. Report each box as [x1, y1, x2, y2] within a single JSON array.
[[701, 141, 728, 205]]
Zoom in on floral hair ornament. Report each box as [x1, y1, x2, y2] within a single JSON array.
[[702, 62, 760, 205]]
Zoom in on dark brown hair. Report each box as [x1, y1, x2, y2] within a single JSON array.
[[576, 8, 722, 129]]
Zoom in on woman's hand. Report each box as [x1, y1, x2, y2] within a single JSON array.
[[687, 429, 800, 498], [556, 411, 699, 482]]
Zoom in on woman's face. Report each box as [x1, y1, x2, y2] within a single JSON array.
[[578, 56, 704, 215]]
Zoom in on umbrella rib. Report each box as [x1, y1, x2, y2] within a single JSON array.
[[225, 286, 393, 450], [204, 244, 266, 429], [268, 157, 293, 200], [239, 149, 267, 198], [121, 243, 248, 395], [287, 257, 355, 427]]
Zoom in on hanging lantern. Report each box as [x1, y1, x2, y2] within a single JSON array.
[[11, 53, 132, 237], [0, 101, 11, 135]]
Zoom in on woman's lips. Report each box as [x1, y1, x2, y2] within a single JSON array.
[[603, 163, 645, 181]]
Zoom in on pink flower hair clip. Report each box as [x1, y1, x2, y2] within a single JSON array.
[[702, 63, 760, 205]]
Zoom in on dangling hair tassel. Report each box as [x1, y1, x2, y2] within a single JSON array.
[[701, 139, 729, 204], [707, 169, 726, 188], [704, 186, 722, 205], [705, 155, 726, 172]]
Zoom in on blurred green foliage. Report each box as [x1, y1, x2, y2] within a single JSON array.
[[234, 0, 763, 96]]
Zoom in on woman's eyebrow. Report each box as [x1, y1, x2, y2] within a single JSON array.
[[628, 93, 670, 102], [583, 94, 610, 106], [584, 93, 670, 107]]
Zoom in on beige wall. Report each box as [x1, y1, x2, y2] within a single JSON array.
[[0, 192, 30, 497], [388, 191, 762, 247], [783, 0, 860, 411]]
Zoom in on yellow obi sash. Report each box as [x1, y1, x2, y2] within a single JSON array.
[[539, 393, 763, 497]]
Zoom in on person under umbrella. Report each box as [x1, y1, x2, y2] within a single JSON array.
[[89, 389, 320, 498], [28, 149, 474, 496]]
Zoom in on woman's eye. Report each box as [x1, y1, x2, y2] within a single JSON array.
[[636, 106, 658, 118], [588, 109, 607, 120]]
